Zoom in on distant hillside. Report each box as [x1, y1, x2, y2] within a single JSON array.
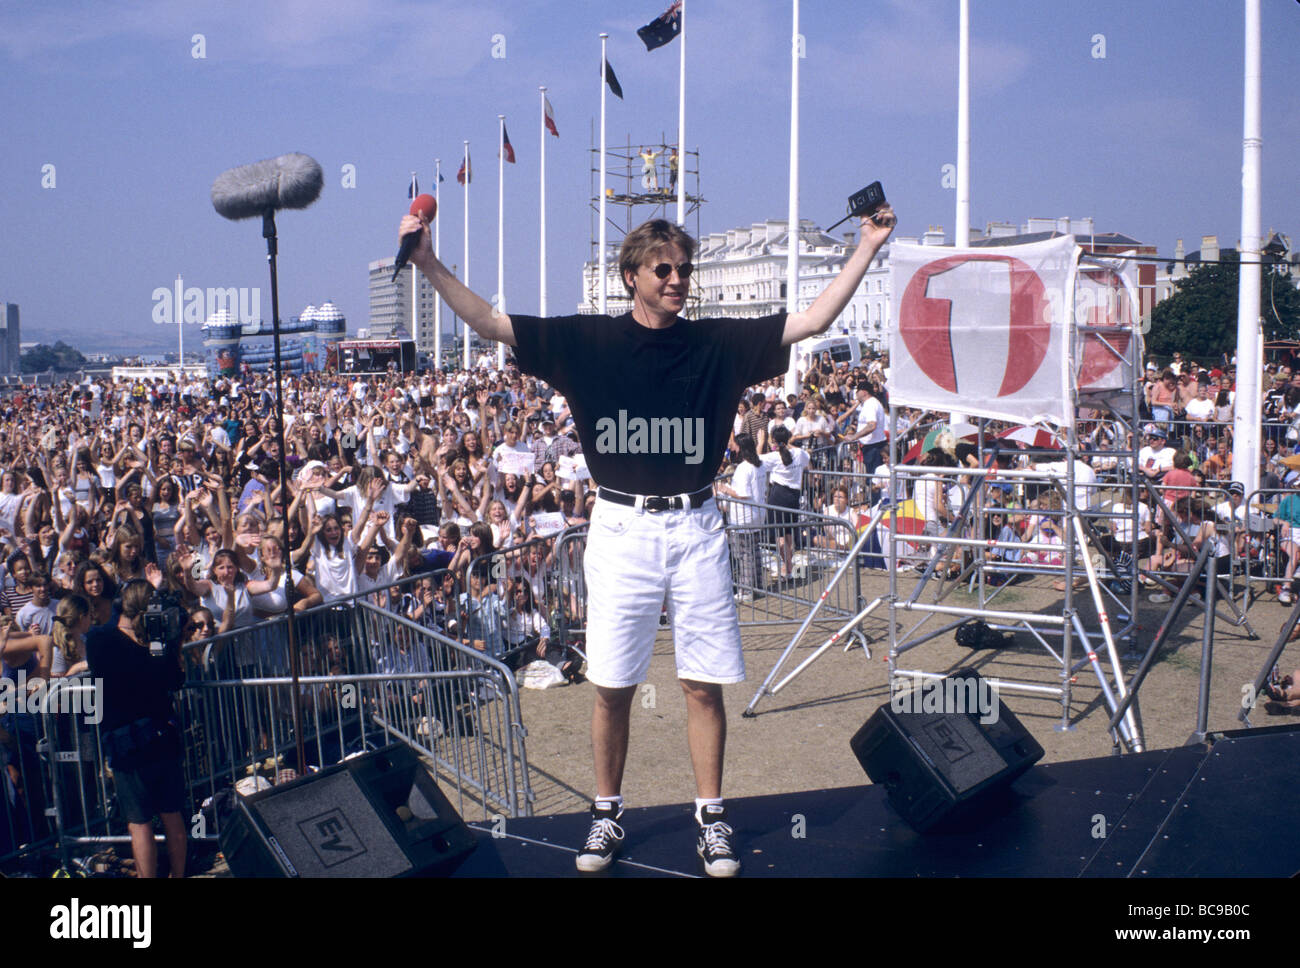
[[24, 326, 184, 356]]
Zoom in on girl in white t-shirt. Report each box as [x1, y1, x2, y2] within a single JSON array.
[[761, 425, 811, 581], [308, 513, 359, 602], [716, 432, 767, 598]]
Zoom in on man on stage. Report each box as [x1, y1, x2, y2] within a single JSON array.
[[400, 204, 895, 876]]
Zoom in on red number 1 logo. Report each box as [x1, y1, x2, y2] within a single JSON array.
[[899, 254, 1053, 397]]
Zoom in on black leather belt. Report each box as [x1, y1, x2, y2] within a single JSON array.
[[597, 486, 713, 513]]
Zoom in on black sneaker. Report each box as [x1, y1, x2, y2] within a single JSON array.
[[575, 801, 624, 873], [696, 803, 740, 877]]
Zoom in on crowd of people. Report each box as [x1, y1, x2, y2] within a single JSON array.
[[6, 339, 1300, 871], [2, 346, 1300, 678], [720, 348, 1300, 623]]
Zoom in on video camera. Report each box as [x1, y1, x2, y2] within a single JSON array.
[[143, 590, 187, 657]]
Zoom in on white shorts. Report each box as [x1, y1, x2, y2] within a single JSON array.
[[583, 497, 743, 688]]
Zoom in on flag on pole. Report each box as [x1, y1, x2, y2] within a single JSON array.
[[603, 57, 624, 99], [408, 173, 419, 197], [501, 125, 516, 163], [543, 96, 559, 137], [637, 1, 682, 51], [457, 151, 471, 185]]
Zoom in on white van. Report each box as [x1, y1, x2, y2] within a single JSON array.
[[796, 335, 861, 372]]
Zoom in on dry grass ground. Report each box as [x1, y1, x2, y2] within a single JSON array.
[[516, 566, 1292, 815]]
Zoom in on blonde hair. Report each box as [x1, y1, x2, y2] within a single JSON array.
[[52, 594, 90, 665]]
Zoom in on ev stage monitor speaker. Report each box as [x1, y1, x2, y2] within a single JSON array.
[[850, 669, 1043, 832], [220, 744, 477, 877]]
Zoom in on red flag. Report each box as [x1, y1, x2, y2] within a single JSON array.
[[502, 125, 516, 164], [457, 150, 471, 185], [543, 96, 558, 137]]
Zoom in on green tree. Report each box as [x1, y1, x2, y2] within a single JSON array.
[[1146, 251, 1300, 362], [20, 340, 86, 373]]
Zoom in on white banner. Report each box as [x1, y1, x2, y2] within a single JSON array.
[[496, 450, 535, 477], [556, 453, 590, 481], [889, 236, 1078, 426], [530, 512, 567, 536]]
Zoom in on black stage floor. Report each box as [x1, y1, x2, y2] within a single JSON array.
[[453, 724, 1300, 877]]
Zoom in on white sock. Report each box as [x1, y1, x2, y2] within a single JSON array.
[[695, 797, 723, 822], [595, 795, 623, 813]]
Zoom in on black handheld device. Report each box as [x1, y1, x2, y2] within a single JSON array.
[[828, 181, 888, 232]]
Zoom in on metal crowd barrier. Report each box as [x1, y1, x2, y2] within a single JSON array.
[[1, 685, 65, 869], [713, 495, 863, 627], [2, 551, 573, 872], [1237, 488, 1295, 615]]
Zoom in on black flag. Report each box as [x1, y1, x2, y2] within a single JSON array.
[[603, 57, 624, 99]]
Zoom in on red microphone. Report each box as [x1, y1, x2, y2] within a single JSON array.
[[393, 194, 437, 281]]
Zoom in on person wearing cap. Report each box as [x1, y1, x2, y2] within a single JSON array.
[[1138, 425, 1175, 480], [529, 415, 580, 471], [1211, 480, 1258, 566]]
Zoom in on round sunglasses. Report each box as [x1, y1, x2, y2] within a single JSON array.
[[650, 261, 694, 280]]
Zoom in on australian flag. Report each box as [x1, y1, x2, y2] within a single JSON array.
[[637, 1, 682, 51]]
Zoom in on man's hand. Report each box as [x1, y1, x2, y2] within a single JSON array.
[[399, 212, 517, 347], [400, 213, 435, 270], [860, 205, 898, 248], [782, 205, 896, 346]]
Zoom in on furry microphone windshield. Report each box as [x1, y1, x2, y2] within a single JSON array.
[[211, 153, 324, 221]]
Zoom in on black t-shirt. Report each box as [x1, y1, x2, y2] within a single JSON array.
[[85, 623, 183, 733], [511, 312, 789, 493]]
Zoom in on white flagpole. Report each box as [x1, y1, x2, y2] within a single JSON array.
[[599, 33, 609, 316], [434, 158, 442, 368], [956, 0, 970, 249], [539, 86, 549, 318], [676, 0, 686, 225], [950, 0, 970, 425], [782, 0, 800, 398], [497, 115, 507, 370], [1233, 0, 1262, 497], [463, 140, 471, 371], [410, 170, 419, 347]]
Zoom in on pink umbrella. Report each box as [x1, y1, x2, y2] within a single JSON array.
[[900, 422, 992, 464]]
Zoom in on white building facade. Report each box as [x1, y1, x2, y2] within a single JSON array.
[[578, 218, 948, 353]]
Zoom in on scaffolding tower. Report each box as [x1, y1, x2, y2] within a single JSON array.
[[585, 135, 704, 313]]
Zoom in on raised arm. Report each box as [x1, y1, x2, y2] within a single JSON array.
[[405, 213, 516, 346], [782, 208, 896, 346]]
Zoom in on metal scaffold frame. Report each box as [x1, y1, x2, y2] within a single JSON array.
[[742, 246, 1259, 751], [585, 134, 704, 309], [883, 249, 1162, 751]]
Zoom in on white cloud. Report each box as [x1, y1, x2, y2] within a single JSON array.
[[0, 0, 513, 85]]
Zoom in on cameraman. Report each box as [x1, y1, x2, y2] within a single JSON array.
[[85, 578, 187, 878]]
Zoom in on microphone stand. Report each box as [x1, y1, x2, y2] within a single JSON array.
[[262, 209, 306, 777]]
